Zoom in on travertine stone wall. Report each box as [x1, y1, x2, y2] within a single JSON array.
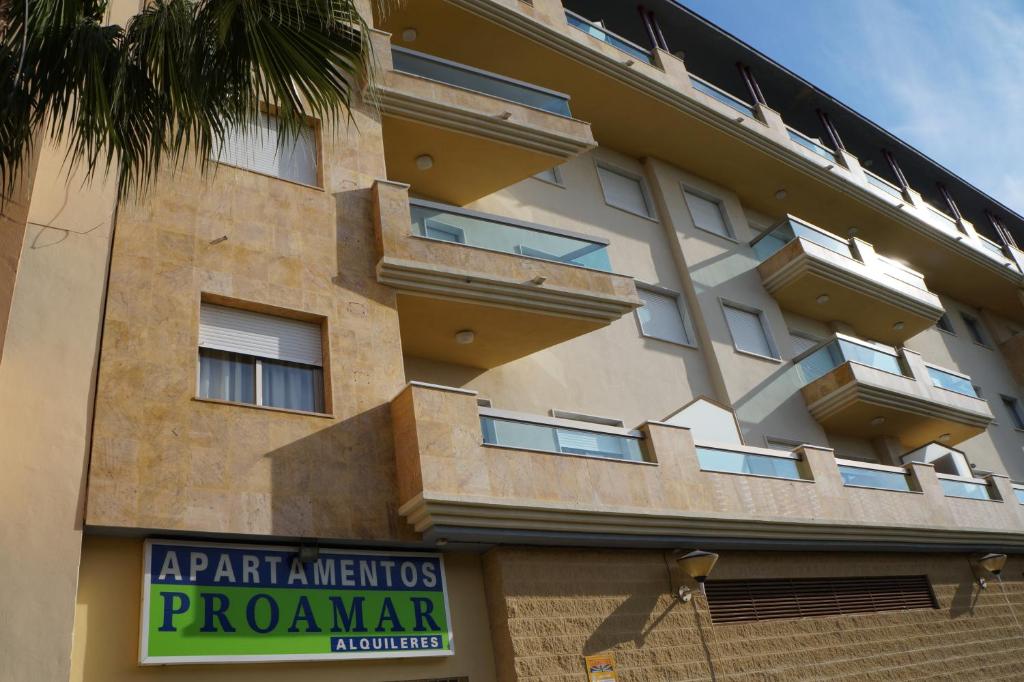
[[86, 104, 410, 540], [394, 383, 1024, 540], [484, 547, 1024, 682]]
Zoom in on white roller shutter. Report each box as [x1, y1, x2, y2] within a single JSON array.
[[789, 333, 819, 356], [723, 304, 775, 358], [637, 288, 690, 345], [212, 113, 317, 186], [597, 165, 653, 218], [684, 191, 731, 238], [199, 303, 322, 367]]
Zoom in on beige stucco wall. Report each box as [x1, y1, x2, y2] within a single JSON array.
[[0, 142, 118, 681], [404, 149, 717, 429], [70, 536, 497, 682], [484, 547, 1024, 681]]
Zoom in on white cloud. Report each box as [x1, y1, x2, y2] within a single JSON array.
[[845, 0, 1024, 213]]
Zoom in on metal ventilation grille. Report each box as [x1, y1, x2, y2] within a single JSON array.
[[705, 575, 938, 624]]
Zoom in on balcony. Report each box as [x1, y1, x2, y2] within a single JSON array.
[[370, 41, 595, 205], [752, 216, 944, 344], [564, 10, 654, 64], [391, 382, 1024, 550], [373, 181, 641, 368], [796, 334, 993, 449]]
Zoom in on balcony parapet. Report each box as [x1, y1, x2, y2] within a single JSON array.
[[796, 335, 993, 449], [753, 216, 944, 343], [372, 181, 639, 367], [391, 382, 1024, 551]]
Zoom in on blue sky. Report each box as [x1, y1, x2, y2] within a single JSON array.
[[674, 0, 1024, 215]]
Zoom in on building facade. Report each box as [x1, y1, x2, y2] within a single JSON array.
[[4, 0, 1024, 680]]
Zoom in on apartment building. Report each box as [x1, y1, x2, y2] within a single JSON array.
[[4, 0, 1024, 680]]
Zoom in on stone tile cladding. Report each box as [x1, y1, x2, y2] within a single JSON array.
[[483, 547, 1024, 681], [85, 108, 413, 541]]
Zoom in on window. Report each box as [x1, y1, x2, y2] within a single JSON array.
[[765, 436, 801, 451], [212, 112, 318, 186], [596, 163, 655, 219], [935, 313, 956, 335], [722, 302, 778, 359], [533, 166, 563, 186], [683, 189, 733, 239], [1002, 395, 1024, 429], [635, 286, 693, 346], [705, 575, 937, 624], [198, 303, 325, 413], [422, 219, 466, 243], [789, 332, 819, 357], [960, 312, 990, 347]]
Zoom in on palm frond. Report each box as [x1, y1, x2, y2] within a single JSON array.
[[1, 0, 382, 200]]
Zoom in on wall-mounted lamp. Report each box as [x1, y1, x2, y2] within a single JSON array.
[[970, 552, 1007, 589], [674, 549, 719, 602]]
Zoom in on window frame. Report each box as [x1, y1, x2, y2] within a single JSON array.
[[934, 312, 956, 336], [210, 107, 323, 189], [1001, 395, 1024, 431], [720, 299, 781, 361], [532, 165, 565, 187], [788, 331, 821, 358], [960, 311, 991, 348], [195, 297, 331, 417], [594, 160, 658, 221], [681, 185, 737, 242], [634, 282, 697, 349]]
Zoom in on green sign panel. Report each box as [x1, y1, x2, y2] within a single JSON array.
[[140, 540, 453, 664]]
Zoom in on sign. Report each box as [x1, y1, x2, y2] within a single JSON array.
[[140, 540, 453, 664], [585, 652, 618, 681]]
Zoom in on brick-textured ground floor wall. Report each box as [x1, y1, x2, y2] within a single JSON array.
[[482, 547, 1024, 681]]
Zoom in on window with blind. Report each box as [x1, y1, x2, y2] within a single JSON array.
[[683, 189, 732, 239], [533, 166, 563, 186], [960, 312, 990, 347], [789, 332, 819, 357], [596, 163, 655, 219], [198, 303, 325, 413], [212, 113, 318, 186], [636, 287, 693, 346], [705, 575, 938, 624], [723, 303, 778, 359]]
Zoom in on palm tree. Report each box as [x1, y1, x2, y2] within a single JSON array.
[[0, 0, 379, 199]]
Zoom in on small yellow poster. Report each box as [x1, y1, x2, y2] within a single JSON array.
[[585, 652, 618, 681]]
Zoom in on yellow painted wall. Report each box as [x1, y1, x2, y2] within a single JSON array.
[[0, 141, 118, 682], [71, 536, 497, 682]]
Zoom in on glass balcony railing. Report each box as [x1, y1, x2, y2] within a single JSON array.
[[938, 476, 992, 501], [751, 216, 852, 261], [927, 366, 978, 398], [480, 413, 645, 462], [838, 463, 912, 492], [697, 446, 803, 480], [410, 199, 613, 272], [797, 336, 905, 385], [864, 169, 905, 199], [787, 127, 837, 164], [977, 235, 1009, 261], [391, 46, 572, 117], [689, 75, 757, 118], [565, 10, 654, 64]]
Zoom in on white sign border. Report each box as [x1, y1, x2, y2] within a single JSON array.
[[139, 538, 455, 665]]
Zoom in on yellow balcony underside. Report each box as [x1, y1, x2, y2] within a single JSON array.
[[373, 68, 595, 206]]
